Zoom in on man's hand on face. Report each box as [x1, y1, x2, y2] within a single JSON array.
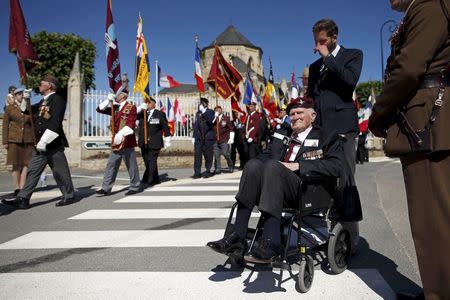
[[315, 43, 330, 58], [279, 161, 299, 172]]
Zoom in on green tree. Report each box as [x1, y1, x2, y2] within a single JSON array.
[[355, 80, 383, 104], [27, 31, 96, 92]]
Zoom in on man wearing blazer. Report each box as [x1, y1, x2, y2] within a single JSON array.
[[207, 98, 346, 264], [2, 75, 75, 209], [137, 97, 171, 187], [307, 19, 363, 176]]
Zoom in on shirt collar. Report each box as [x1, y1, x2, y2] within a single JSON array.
[[293, 126, 313, 143], [43, 92, 55, 100], [117, 100, 127, 111], [331, 44, 341, 57]]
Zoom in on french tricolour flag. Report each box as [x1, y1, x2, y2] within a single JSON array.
[[194, 45, 205, 93], [158, 65, 181, 88]]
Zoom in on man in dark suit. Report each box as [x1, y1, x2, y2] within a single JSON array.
[[2, 75, 75, 209], [207, 98, 344, 264], [137, 97, 171, 187], [307, 19, 363, 176], [192, 97, 215, 178]]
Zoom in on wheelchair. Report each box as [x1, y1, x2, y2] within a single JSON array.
[[223, 175, 359, 293]]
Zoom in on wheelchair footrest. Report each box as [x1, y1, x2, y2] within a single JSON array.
[[271, 259, 291, 271]]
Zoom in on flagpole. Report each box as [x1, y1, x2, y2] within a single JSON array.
[[155, 59, 159, 102]]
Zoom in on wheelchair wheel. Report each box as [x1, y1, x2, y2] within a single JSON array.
[[297, 255, 314, 293], [328, 222, 351, 274]]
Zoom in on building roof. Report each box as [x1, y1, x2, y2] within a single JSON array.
[[203, 25, 262, 53], [159, 84, 199, 95]]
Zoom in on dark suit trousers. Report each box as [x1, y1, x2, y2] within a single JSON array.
[[235, 159, 301, 221], [194, 139, 214, 175], [243, 142, 259, 164], [231, 140, 245, 168], [18, 148, 74, 200], [341, 132, 357, 177], [401, 152, 450, 299], [141, 148, 160, 185]]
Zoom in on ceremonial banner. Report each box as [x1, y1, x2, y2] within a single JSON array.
[[8, 0, 39, 83], [133, 14, 150, 99], [105, 0, 122, 93], [207, 45, 243, 99], [291, 71, 299, 99], [194, 43, 205, 93]]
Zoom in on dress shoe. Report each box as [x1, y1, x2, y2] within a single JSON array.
[[207, 232, 246, 256], [214, 170, 222, 175], [228, 166, 234, 173], [244, 238, 280, 264], [2, 197, 30, 209], [95, 189, 110, 196], [191, 174, 202, 179], [203, 172, 214, 178], [125, 189, 140, 196], [55, 197, 76, 207], [13, 189, 20, 196]]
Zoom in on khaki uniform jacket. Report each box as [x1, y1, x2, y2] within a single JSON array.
[[2, 102, 34, 145], [373, 0, 450, 152]]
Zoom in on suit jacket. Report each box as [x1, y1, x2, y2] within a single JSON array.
[[308, 46, 363, 136], [373, 0, 450, 153], [213, 114, 233, 144], [2, 101, 34, 144], [193, 108, 215, 141], [32, 93, 69, 150], [96, 101, 137, 149], [137, 109, 170, 149], [245, 111, 261, 142]]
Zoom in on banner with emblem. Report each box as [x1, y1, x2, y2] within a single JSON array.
[[133, 14, 150, 100], [105, 0, 122, 93]]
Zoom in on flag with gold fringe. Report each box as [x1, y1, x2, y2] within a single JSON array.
[[133, 14, 150, 99]]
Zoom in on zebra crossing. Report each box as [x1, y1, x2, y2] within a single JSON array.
[[0, 175, 395, 299]]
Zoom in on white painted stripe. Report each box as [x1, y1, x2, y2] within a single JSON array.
[[208, 179, 240, 184], [0, 230, 225, 249], [115, 195, 236, 203], [146, 185, 238, 192], [68, 209, 257, 220], [0, 271, 395, 299]]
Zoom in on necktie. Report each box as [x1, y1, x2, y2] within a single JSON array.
[[283, 134, 299, 162]]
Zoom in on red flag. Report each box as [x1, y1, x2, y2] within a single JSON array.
[[8, 0, 39, 83], [206, 45, 243, 99], [105, 0, 122, 93]]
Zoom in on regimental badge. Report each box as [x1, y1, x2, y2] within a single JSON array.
[[39, 103, 51, 119], [302, 149, 324, 160]]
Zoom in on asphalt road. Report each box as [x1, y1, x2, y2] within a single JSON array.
[[0, 159, 422, 299]]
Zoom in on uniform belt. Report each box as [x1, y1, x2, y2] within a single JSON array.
[[420, 74, 450, 89]]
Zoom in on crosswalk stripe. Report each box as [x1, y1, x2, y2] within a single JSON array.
[[68, 208, 257, 220], [0, 230, 225, 249], [0, 271, 395, 299], [115, 195, 235, 203], [146, 185, 238, 192], [205, 179, 240, 184]]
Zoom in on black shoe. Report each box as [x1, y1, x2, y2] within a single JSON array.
[[228, 166, 234, 173], [2, 197, 30, 209], [203, 172, 214, 178], [244, 238, 280, 264], [125, 189, 140, 196], [207, 232, 246, 256], [214, 170, 222, 175], [95, 189, 110, 196], [191, 174, 202, 179], [13, 189, 20, 196], [56, 197, 76, 207], [396, 292, 425, 300]]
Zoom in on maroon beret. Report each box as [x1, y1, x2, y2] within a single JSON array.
[[286, 97, 315, 115]]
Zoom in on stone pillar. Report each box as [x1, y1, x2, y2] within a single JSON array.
[[65, 52, 85, 167]]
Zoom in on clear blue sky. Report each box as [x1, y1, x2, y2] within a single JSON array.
[[1, 0, 402, 102]]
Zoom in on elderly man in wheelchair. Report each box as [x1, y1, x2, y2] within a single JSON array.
[[207, 97, 359, 281]]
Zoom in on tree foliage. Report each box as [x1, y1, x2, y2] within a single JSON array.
[[27, 31, 96, 92], [355, 80, 383, 104]]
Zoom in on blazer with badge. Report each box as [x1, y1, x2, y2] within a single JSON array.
[[245, 111, 261, 142], [32, 93, 69, 150], [3, 102, 34, 145], [96, 101, 137, 149], [213, 114, 233, 144], [308, 46, 363, 136], [137, 109, 170, 150]]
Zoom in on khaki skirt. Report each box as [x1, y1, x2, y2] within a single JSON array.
[[6, 143, 34, 166]]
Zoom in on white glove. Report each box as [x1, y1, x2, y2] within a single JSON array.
[[36, 140, 47, 152], [164, 136, 171, 148], [214, 111, 219, 117], [19, 99, 27, 112], [140, 102, 148, 110], [199, 104, 206, 114], [36, 129, 59, 152], [23, 89, 32, 99], [227, 132, 235, 145], [192, 138, 195, 145], [107, 93, 116, 102], [113, 132, 123, 145], [247, 138, 253, 143], [274, 118, 282, 124], [98, 99, 110, 110]]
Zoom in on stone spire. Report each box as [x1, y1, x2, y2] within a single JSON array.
[[69, 52, 84, 85]]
